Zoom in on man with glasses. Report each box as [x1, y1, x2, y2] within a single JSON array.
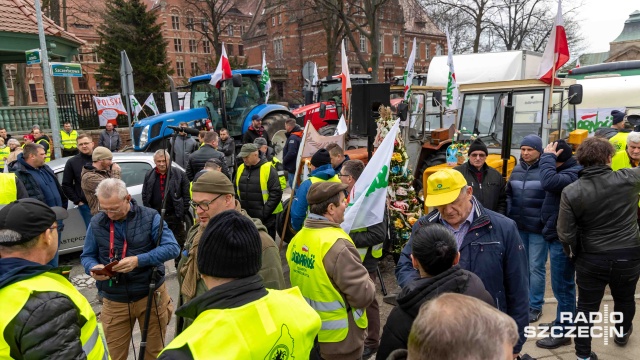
[[454, 138, 506, 214], [81, 178, 179, 360], [395, 169, 529, 359], [62, 133, 95, 227], [81, 146, 121, 215], [176, 170, 284, 334]]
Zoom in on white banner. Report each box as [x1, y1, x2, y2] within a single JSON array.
[[93, 94, 127, 126], [300, 122, 345, 158]]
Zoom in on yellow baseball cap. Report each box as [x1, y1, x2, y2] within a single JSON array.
[[425, 169, 468, 207]]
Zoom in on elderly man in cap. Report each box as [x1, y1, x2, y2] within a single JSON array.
[[396, 168, 529, 358], [0, 199, 108, 359], [235, 143, 283, 239], [290, 148, 341, 232], [177, 170, 285, 333], [162, 211, 320, 359], [243, 114, 272, 146], [81, 146, 121, 215], [287, 181, 376, 360]]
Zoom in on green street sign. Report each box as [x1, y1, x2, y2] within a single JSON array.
[[50, 62, 82, 77], [25, 49, 41, 65]]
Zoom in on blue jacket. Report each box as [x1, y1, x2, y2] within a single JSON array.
[[539, 154, 581, 242], [507, 158, 545, 233], [80, 199, 180, 303], [290, 164, 336, 231], [395, 200, 529, 353], [282, 125, 303, 173], [10, 153, 68, 209]]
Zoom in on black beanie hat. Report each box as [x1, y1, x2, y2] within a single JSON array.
[[555, 139, 573, 163], [468, 138, 488, 155], [611, 110, 625, 125], [198, 210, 262, 278], [311, 148, 332, 167]]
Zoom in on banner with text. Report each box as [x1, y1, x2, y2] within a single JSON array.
[[93, 95, 127, 126]]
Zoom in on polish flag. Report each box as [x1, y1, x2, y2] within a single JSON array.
[[536, 0, 569, 85], [210, 43, 232, 88], [339, 39, 351, 112]]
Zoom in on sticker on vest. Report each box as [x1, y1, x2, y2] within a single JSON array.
[[265, 324, 294, 360]]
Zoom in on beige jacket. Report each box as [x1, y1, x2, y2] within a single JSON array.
[[80, 165, 121, 214], [302, 217, 376, 360]]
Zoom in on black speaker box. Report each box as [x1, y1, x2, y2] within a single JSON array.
[[350, 83, 391, 136]]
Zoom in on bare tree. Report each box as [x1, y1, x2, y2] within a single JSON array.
[[182, 0, 236, 62], [424, 2, 476, 53]]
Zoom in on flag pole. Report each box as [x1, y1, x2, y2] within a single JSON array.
[[547, 53, 558, 123]]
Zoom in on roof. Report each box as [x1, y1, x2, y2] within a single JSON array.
[[612, 10, 640, 43], [189, 69, 262, 83], [0, 0, 85, 45], [399, 0, 444, 36], [234, 0, 260, 17], [578, 52, 610, 67]]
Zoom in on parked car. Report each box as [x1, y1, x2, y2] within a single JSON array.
[[46, 152, 193, 255]]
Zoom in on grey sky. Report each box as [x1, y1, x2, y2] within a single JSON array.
[[577, 0, 639, 54]]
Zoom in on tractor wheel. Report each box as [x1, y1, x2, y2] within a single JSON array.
[[318, 124, 338, 136], [271, 130, 287, 161], [262, 113, 288, 138]]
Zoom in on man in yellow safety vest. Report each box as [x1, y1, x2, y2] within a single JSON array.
[[287, 181, 376, 360], [0, 199, 108, 359], [160, 210, 321, 359], [33, 128, 51, 162], [60, 121, 79, 157]]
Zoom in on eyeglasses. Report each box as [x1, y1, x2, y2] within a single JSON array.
[[469, 153, 487, 158], [190, 194, 224, 211], [338, 173, 351, 178]]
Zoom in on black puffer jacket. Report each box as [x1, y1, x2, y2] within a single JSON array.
[[236, 159, 282, 224], [61, 152, 93, 205], [185, 144, 229, 181], [507, 159, 545, 233], [539, 154, 581, 242], [142, 167, 190, 219], [558, 165, 640, 255], [0, 258, 85, 359], [376, 265, 494, 360], [455, 161, 506, 214]]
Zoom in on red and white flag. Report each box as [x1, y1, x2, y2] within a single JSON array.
[[537, 0, 569, 85], [210, 43, 232, 88], [340, 39, 351, 112]]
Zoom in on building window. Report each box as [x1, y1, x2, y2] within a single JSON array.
[[228, 25, 233, 37], [278, 14, 282, 24], [186, 13, 194, 30], [360, 34, 367, 52], [29, 84, 38, 102], [176, 61, 185, 77], [174, 38, 182, 52], [425, 43, 430, 59], [92, 47, 100, 63], [393, 36, 399, 55], [78, 74, 89, 90], [274, 39, 283, 58], [239, 44, 244, 56], [4, 67, 16, 89], [171, 15, 180, 30], [191, 61, 198, 75], [204, 61, 212, 73], [228, 44, 234, 56], [404, 41, 408, 57], [272, 17, 275, 26], [379, 35, 383, 55], [416, 43, 420, 60], [203, 40, 211, 54], [189, 39, 197, 53], [241, 26, 245, 35], [436, 44, 443, 56], [384, 68, 393, 82]]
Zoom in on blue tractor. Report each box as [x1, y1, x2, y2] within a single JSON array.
[[132, 69, 294, 153]]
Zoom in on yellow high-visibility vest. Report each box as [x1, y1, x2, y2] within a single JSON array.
[[236, 162, 284, 214], [60, 130, 78, 150], [0, 146, 10, 169], [36, 138, 51, 162], [351, 227, 384, 261], [271, 156, 287, 190], [0, 173, 17, 205]]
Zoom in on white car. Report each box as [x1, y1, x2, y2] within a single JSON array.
[[48, 152, 193, 255]]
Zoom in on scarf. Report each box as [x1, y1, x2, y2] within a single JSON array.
[[180, 225, 206, 300]]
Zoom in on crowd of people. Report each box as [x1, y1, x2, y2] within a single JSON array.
[[0, 111, 639, 360]]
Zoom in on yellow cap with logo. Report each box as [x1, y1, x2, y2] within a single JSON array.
[[425, 169, 468, 207]]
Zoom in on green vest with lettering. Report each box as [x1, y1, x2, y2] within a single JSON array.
[[0, 272, 108, 360], [160, 287, 321, 359], [60, 130, 78, 150], [286, 226, 368, 343], [0, 173, 17, 205], [0, 146, 10, 169], [236, 162, 284, 214]]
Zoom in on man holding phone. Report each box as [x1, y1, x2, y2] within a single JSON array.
[[81, 146, 121, 215]]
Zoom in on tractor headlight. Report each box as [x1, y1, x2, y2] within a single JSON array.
[[140, 125, 149, 148]]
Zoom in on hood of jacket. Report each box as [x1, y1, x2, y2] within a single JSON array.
[[286, 125, 303, 138], [310, 163, 336, 180], [82, 163, 110, 175], [0, 257, 51, 289], [16, 152, 37, 171], [518, 157, 540, 170]]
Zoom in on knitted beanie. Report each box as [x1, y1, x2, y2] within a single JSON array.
[[611, 110, 625, 125], [468, 138, 488, 155], [521, 134, 543, 154], [555, 139, 573, 163], [197, 210, 262, 278], [311, 148, 332, 167]]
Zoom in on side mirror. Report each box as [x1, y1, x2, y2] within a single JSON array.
[[319, 103, 327, 118], [397, 102, 409, 122], [232, 73, 243, 88], [568, 84, 583, 105], [432, 91, 442, 107]]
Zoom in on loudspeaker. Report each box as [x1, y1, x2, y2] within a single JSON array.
[[350, 83, 391, 136]]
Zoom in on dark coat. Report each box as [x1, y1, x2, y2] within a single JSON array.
[[171, 135, 199, 169], [9, 155, 68, 208], [142, 167, 190, 220], [185, 144, 229, 181], [507, 158, 545, 233], [282, 126, 303, 173], [236, 159, 282, 225], [218, 137, 236, 167], [61, 152, 93, 205], [350, 210, 388, 272], [539, 154, 581, 242], [0, 258, 85, 359], [395, 200, 529, 353], [242, 125, 271, 147], [376, 265, 494, 360], [334, 154, 351, 174], [455, 161, 507, 214]]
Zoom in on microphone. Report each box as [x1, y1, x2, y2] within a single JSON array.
[[167, 125, 200, 136]]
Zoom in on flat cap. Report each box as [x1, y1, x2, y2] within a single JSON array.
[[238, 143, 259, 158], [192, 170, 235, 195], [307, 182, 348, 205], [92, 146, 113, 161]]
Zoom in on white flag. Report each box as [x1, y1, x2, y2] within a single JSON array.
[[335, 114, 348, 136], [130, 95, 143, 117], [342, 119, 401, 233], [340, 39, 351, 112], [261, 51, 271, 103], [444, 30, 458, 110], [312, 62, 319, 99], [403, 38, 416, 101], [144, 94, 159, 115]]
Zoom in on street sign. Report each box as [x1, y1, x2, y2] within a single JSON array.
[[25, 49, 41, 65], [50, 62, 82, 77]]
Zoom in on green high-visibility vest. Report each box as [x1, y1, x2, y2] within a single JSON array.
[[236, 162, 284, 214], [0, 272, 108, 360]]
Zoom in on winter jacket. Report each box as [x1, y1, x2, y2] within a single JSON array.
[[395, 199, 529, 353], [219, 137, 236, 168], [558, 165, 640, 256], [283, 125, 303, 173], [242, 125, 271, 147], [0, 258, 85, 359], [81, 164, 121, 215], [171, 135, 199, 169], [142, 167, 190, 220], [10, 154, 68, 209], [98, 129, 121, 152], [236, 159, 283, 225], [61, 152, 93, 205], [455, 161, 507, 214], [539, 154, 581, 242], [376, 265, 494, 360], [333, 154, 351, 174], [185, 144, 229, 181], [290, 164, 337, 231], [80, 199, 180, 303], [507, 158, 545, 233]]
